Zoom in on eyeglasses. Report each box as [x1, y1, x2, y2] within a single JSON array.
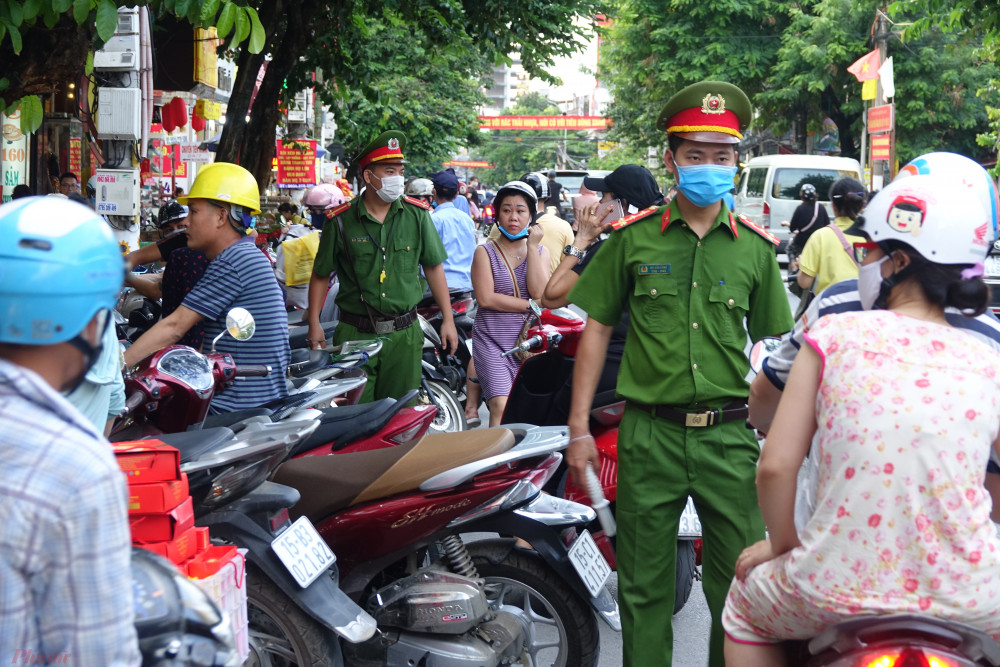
[[852, 241, 879, 264]]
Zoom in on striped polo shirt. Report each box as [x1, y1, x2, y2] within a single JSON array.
[[183, 236, 289, 412]]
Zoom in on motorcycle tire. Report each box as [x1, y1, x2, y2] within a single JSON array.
[[674, 539, 697, 614], [245, 564, 340, 666], [420, 378, 467, 433], [468, 541, 600, 667]]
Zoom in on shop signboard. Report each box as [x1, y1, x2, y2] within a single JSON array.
[[1, 109, 28, 203], [276, 140, 317, 185]]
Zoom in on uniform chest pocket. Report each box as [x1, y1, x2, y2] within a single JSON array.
[[708, 284, 750, 344], [632, 274, 679, 333], [391, 234, 419, 273]]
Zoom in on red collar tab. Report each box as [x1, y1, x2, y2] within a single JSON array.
[[728, 211, 739, 238], [611, 206, 657, 231], [403, 195, 431, 210], [660, 206, 673, 232], [326, 202, 351, 219], [736, 214, 780, 245]]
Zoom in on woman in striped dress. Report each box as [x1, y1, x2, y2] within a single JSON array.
[[471, 181, 551, 426]]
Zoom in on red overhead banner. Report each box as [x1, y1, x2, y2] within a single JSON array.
[[275, 140, 317, 185], [479, 115, 609, 131], [443, 160, 494, 169]]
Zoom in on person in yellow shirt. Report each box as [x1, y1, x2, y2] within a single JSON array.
[[796, 177, 867, 295]]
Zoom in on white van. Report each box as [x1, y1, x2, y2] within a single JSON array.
[[734, 155, 863, 251]]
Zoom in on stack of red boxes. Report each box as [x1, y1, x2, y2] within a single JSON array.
[[114, 440, 249, 660]]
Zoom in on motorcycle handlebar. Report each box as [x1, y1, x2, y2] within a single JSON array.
[[502, 334, 543, 358], [235, 364, 272, 377], [125, 391, 144, 414]]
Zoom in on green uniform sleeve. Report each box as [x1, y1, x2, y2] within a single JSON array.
[[569, 229, 628, 326], [312, 214, 340, 277], [747, 243, 794, 340], [417, 209, 448, 267]]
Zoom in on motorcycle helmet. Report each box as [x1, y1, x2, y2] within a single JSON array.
[[895, 151, 999, 246], [0, 196, 125, 345], [519, 172, 548, 201], [86, 175, 98, 197], [494, 181, 538, 216], [303, 183, 348, 211], [799, 183, 817, 201], [547, 169, 557, 178], [157, 199, 188, 229], [862, 174, 991, 265], [405, 178, 433, 197], [178, 162, 261, 231]]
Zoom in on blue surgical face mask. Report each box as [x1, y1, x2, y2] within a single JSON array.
[[498, 225, 530, 241], [676, 164, 738, 208]]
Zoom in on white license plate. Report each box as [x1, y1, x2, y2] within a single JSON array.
[[986, 255, 1000, 277], [679, 496, 702, 537], [568, 530, 612, 598], [271, 516, 336, 588]]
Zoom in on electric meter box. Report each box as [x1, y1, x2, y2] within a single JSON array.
[[97, 88, 142, 140], [94, 169, 139, 217], [93, 33, 141, 71], [114, 7, 140, 34]]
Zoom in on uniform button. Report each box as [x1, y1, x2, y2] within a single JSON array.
[[692, 363, 699, 370], [692, 322, 699, 330], [697, 241, 702, 247], [407, 245, 411, 251], [650, 288, 657, 296], [728, 298, 735, 306], [381, 292, 386, 297], [692, 281, 698, 288]]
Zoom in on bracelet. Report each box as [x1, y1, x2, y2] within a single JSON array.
[[305, 338, 324, 344], [568, 434, 594, 445]]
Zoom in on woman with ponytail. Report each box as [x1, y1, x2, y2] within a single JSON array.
[[723, 173, 1000, 665], [795, 177, 868, 295]]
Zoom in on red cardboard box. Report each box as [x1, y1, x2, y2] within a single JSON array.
[[140, 525, 201, 564], [195, 526, 210, 551], [127, 474, 189, 514], [185, 545, 239, 579], [130, 497, 194, 542], [114, 440, 181, 483]]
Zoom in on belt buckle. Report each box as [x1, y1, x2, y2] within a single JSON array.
[[685, 411, 714, 427], [374, 320, 394, 335]]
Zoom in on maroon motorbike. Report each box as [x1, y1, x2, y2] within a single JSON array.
[[272, 423, 620, 666]]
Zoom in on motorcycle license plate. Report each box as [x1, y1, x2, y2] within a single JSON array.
[[271, 516, 336, 588], [568, 530, 612, 598], [986, 255, 1000, 277], [679, 496, 702, 537]]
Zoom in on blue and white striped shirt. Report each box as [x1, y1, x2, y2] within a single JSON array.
[[183, 236, 290, 412]]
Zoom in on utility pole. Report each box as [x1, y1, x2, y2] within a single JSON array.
[[872, 9, 890, 189]]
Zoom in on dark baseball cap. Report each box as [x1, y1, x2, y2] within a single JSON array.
[[430, 168, 459, 191], [583, 164, 665, 210]]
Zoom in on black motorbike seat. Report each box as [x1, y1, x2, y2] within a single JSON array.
[[147, 427, 236, 464], [200, 408, 273, 430], [288, 348, 330, 377], [287, 389, 418, 457]]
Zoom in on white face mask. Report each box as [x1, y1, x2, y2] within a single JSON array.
[[372, 173, 405, 203], [858, 255, 891, 310]]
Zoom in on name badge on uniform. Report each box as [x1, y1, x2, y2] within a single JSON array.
[[351, 236, 369, 244], [638, 264, 671, 275]]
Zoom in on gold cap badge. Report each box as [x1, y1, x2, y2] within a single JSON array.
[[701, 93, 726, 115]]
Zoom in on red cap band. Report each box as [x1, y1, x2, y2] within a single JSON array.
[[359, 145, 404, 170], [664, 106, 742, 140]]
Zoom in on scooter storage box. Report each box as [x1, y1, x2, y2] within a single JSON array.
[[187, 546, 248, 663], [130, 496, 194, 542], [126, 474, 189, 514], [114, 440, 181, 483], [141, 524, 201, 563]]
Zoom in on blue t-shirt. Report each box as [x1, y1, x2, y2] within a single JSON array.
[[453, 196, 471, 216], [430, 201, 476, 292], [182, 236, 289, 412]]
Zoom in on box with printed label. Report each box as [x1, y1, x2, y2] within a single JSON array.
[[127, 474, 189, 514], [130, 496, 194, 542], [114, 440, 181, 483], [140, 525, 200, 564]]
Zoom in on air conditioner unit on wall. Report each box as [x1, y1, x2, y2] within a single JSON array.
[[97, 88, 142, 140]]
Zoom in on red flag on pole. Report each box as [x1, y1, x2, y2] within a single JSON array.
[[847, 50, 880, 81]]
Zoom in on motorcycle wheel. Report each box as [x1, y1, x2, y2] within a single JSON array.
[[469, 542, 600, 667], [420, 379, 467, 433], [674, 539, 696, 614], [245, 565, 338, 666]]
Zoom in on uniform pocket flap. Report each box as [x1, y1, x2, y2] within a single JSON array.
[[634, 274, 678, 299], [709, 284, 749, 310]]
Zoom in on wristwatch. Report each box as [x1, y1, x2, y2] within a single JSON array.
[[563, 245, 586, 260]]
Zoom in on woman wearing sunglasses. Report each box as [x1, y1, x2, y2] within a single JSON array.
[[723, 173, 1000, 665]]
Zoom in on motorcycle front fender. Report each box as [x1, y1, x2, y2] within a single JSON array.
[[198, 484, 377, 643], [460, 494, 621, 631]]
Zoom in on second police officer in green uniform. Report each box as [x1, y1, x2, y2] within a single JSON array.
[[306, 131, 459, 402], [566, 82, 794, 666]]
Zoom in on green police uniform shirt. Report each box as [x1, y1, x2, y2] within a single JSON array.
[[570, 199, 793, 408], [314, 195, 448, 317]]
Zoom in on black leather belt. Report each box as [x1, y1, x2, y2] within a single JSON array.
[[340, 308, 417, 335], [630, 400, 748, 428]]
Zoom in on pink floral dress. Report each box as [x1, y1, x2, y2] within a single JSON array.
[[724, 310, 1000, 643]]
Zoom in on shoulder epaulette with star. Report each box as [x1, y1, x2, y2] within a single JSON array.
[[325, 202, 351, 219], [403, 195, 431, 210], [610, 206, 658, 231], [736, 213, 780, 246]]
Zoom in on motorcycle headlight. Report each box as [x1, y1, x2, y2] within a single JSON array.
[[157, 348, 214, 392], [201, 449, 288, 510]]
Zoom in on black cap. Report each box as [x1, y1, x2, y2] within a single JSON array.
[[430, 168, 459, 191], [583, 164, 664, 210]]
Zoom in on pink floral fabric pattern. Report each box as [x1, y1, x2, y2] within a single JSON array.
[[724, 310, 1000, 642]]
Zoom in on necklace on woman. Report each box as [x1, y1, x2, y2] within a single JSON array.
[[496, 239, 525, 264]]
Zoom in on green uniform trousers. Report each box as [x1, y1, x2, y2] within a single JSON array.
[[617, 403, 765, 667], [332, 320, 422, 403]]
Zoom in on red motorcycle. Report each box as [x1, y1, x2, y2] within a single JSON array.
[[272, 424, 620, 666], [501, 305, 703, 613]]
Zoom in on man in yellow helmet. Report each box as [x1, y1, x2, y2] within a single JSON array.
[[124, 163, 290, 413]]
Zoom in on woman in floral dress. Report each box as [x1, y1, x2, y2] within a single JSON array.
[[723, 173, 1000, 665]]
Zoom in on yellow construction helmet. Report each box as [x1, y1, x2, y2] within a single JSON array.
[[178, 162, 261, 214]]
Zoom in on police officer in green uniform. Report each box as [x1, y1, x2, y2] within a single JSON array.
[[566, 82, 793, 666], [306, 131, 458, 402]]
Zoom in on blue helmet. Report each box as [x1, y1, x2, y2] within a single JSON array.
[[0, 197, 125, 344]]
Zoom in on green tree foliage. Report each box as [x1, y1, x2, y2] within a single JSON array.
[[470, 93, 597, 184]]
